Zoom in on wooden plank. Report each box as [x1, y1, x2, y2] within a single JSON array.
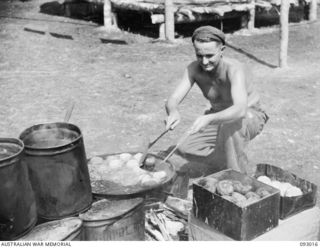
[[141, 0, 250, 4], [152, 11, 245, 24], [111, 0, 257, 14], [111, 0, 166, 12]]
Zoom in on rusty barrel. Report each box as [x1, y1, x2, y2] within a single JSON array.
[[19, 122, 92, 221], [0, 138, 37, 240]]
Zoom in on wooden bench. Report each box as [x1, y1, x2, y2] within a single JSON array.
[[64, 0, 317, 39], [102, 0, 273, 38]]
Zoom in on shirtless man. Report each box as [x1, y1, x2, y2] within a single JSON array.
[[165, 26, 268, 174]]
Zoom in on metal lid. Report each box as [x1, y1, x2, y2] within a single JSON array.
[[19, 217, 82, 241], [79, 198, 144, 222]]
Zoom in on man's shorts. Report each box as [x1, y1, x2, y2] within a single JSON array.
[[178, 107, 268, 156]]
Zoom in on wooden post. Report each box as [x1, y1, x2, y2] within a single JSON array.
[[104, 0, 113, 29], [279, 0, 289, 68], [159, 23, 165, 40], [240, 14, 249, 29], [165, 0, 175, 41], [309, 0, 317, 21], [248, 0, 255, 31]]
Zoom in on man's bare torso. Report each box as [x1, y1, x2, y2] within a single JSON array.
[[189, 57, 259, 111]]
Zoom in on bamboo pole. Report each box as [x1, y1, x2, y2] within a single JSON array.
[[279, 0, 289, 68], [165, 0, 175, 41], [309, 0, 317, 21]]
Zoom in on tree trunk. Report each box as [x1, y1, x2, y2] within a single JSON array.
[[309, 0, 317, 21], [165, 0, 175, 41], [279, 0, 289, 68]]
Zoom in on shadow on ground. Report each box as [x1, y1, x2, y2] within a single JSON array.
[[226, 42, 278, 69]]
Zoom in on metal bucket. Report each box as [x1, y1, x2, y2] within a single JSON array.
[[19, 122, 92, 220], [0, 138, 37, 240], [79, 198, 145, 241], [19, 217, 83, 241]]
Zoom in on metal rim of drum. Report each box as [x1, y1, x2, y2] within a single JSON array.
[[0, 138, 24, 166], [80, 198, 144, 223], [60, 218, 83, 241], [12, 221, 37, 241], [81, 204, 145, 230], [37, 204, 92, 221], [18, 122, 92, 219], [19, 217, 83, 241], [19, 122, 83, 155]]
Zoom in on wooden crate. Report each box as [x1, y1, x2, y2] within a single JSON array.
[[192, 169, 280, 240], [255, 164, 317, 220]]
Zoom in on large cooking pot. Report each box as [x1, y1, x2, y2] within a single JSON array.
[[0, 138, 37, 240], [19, 122, 92, 221]]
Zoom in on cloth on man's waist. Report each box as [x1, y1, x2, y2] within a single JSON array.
[[177, 107, 267, 174]]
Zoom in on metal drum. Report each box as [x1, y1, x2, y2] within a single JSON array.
[[19, 217, 83, 241], [80, 198, 145, 241], [19, 122, 92, 221], [0, 138, 37, 240]]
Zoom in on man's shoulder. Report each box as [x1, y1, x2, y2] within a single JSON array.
[[187, 61, 201, 74], [188, 61, 199, 69], [223, 57, 245, 70]]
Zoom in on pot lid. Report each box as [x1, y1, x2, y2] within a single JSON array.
[[79, 197, 144, 221], [19, 217, 82, 241]]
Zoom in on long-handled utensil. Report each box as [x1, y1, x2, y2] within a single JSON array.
[[159, 129, 192, 164], [63, 101, 75, 123], [149, 129, 170, 148], [139, 129, 170, 166]]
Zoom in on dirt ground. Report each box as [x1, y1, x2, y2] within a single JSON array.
[[1, 0, 320, 206]]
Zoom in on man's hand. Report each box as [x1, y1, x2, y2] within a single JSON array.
[[189, 115, 213, 134], [165, 111, 181, 130]]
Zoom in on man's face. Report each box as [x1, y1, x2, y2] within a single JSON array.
[[193, 41, 224, 72]]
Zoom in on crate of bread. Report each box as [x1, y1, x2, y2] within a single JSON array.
[[192, 169, 280, 240], [255, 163, 317, 219]]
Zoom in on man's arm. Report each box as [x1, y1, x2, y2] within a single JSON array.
[[165, 66, 195, 130], [189, 64, 248, 133]]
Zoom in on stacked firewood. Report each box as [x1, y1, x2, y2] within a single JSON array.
[[145, 197, 192, 241]]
